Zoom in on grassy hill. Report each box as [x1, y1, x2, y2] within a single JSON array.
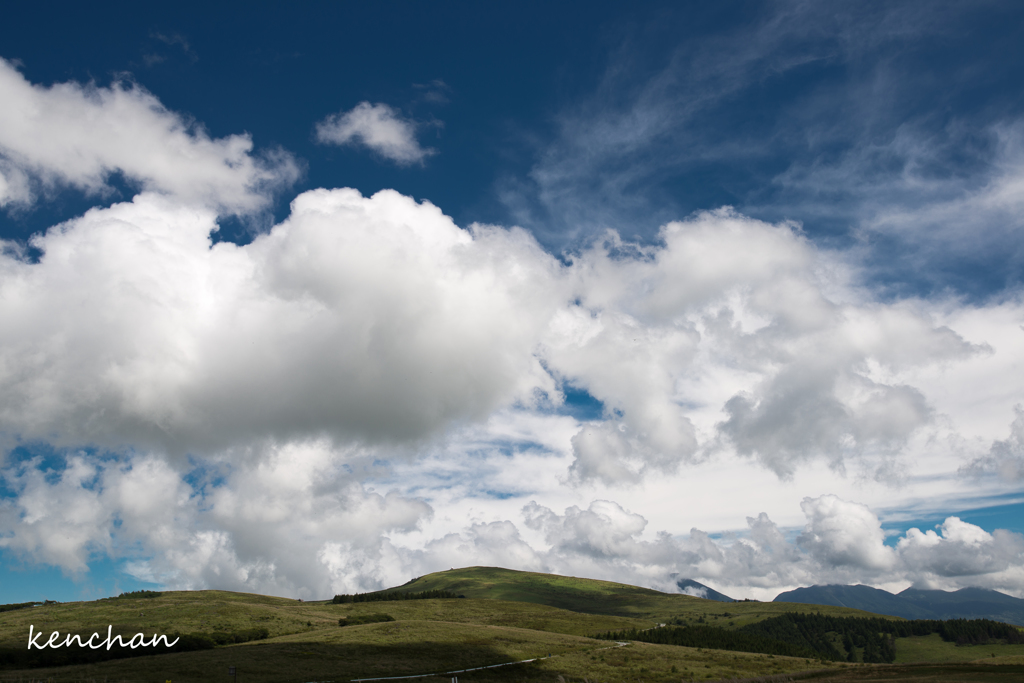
[[0, 588, 843, 683], [391, 566, 887, 625], [0, 567, 1021, 683], [0, 588, 653, 645]]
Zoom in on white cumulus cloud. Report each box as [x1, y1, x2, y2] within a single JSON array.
[[316, 102, 436, 165], [0, 59, 299, 213], [797, 495, 895, 572], [0, 189, 562, 456]]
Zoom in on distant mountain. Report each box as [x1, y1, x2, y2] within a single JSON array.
[[773, 584, 1024, 625], [897, 587, 1024, 624], [676, 579, 734, 602], [772, 585, 934, 619]]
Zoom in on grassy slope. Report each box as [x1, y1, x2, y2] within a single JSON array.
[[398, 566, 887, 625], [894, 633, 1024, 664], [0, 590, 649, 647], [2, 567, 1022, 682], [0, 571, 854, 682], [1, 618, 841, 683]]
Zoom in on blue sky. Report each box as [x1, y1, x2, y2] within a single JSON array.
[[1, 1, 1023, 603]]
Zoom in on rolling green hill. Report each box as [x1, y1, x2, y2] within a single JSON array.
[[0, 588, 843, 683], [1, 567, 1021, 683], [390, 566, 888, 625]]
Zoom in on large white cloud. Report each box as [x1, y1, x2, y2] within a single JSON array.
[[797, 495, 894, 572], [0, 194, 985, 481], [0, 189, 563, 456], [0, 59, 299, 213], [542, 210, 980, 481]]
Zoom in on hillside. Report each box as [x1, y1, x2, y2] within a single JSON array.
[[774, 584, 1024, 625], [0, 585, 850, 683], [2, 569, 1023, 683], [391, 566, 891, 625]]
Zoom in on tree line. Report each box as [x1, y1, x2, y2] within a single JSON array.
[[332, 589, 459, 603], [594, 623, 819, 659], [595, 613, 1024, 664], [114, 590, 162, 599], [0, 601, 41, 614]]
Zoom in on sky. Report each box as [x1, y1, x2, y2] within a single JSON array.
[[1, 0, 1023, 604]]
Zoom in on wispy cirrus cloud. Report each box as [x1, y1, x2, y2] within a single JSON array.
[[501, 1, 1024, 299]]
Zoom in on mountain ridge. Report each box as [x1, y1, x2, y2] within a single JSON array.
[[773, 584, 1024, 625]]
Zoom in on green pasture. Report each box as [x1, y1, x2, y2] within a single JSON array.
[[0, 592, 648, 648], [399, 566, 895, 624], [1, 567, 1022, 682], [0, 620, 842, 683], [894, 632, 1024, 664]]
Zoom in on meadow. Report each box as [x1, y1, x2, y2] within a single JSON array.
[[0, 567, 1020, 683]]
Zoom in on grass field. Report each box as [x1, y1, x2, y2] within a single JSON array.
[[396, 567, 886, 625], [0, 591, 649, 646], [1, 567, 1022, 682], [785, 663, 1024, 682], [0, 615, 844, 683], [892, 633, 1024, 664]]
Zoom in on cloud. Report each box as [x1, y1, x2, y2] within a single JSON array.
[[4, 438, 1024, 599], [797, 495, 895, 572], [0, 190, 563, 456], [540, 210, 979, 482], [0, 159, 30, 207], [897, 522, 1024, 595], [143, 32, 199, 66], [152, 32, 196, 59], [524, 499, 648, 560], [961, 405, 1024, 481], [0, 59, 298, 214], [0, 454, 115, 573], [515, 496, 1024, 597], [0, 187, 992, 489], [497, 2, 1024, 299], [770, 122, 1024, 298], [316, 102, 436, 165], [497, 1, 941, 242], [0, 443, 432, 598], [413, 79, 451, 105]]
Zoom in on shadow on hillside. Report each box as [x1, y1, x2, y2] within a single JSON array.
[[0, 640, 552, 683], [792, 662, 1024, 682]]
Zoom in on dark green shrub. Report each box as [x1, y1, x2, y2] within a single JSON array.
[[338, 613, 395, 627], [332, 589, 458, 604], [116, 590, 162, 599]]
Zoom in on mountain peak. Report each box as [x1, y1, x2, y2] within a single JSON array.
[[676, 579, 734, 602]]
